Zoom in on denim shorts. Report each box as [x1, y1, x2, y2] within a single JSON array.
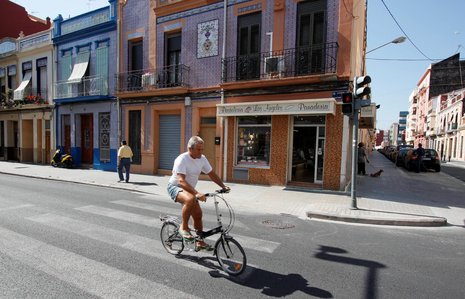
[[167, 183, 182, 202]]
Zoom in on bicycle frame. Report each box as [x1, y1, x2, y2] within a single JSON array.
[[160, 188, 247, 275]]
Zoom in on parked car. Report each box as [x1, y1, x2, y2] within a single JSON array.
[[404, 148, 441, 172], [395, 148, 411, 166], [392, 144, 413, 164]]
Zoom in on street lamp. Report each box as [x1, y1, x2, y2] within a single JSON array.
[[366, 36, 406, 54]]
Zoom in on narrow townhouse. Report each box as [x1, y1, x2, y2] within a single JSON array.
[[116, 0, 368, 191], [434, 88, 465, 162], [52, 0, 118, 170], [409, 54, 465, 148], [0, 0, 53, 162]]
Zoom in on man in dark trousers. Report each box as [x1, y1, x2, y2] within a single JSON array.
[[117, 140, 133, 182], [416, 143, 425, 173]]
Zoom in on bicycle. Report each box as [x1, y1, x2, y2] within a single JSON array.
[[160, 189, 247, 276]]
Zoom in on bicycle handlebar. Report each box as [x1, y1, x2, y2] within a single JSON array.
[[204, 188, 230, 197]]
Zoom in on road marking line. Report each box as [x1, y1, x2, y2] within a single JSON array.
[[0, 204, 34, 211], [0, 225, 200, 298], [75, 205, 280, 253], [76, 205, 162, 228], [27, 213, 218, 273], [111, 199, 250, 230]]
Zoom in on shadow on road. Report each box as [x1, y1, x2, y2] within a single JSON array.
[[127, 182, 158, 186], [315, 245, 386, 299], [173, 254, 332, 297], [208, 267, 332, 298]]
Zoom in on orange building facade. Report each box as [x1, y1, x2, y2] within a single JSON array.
[[116, 0, 367, 191]]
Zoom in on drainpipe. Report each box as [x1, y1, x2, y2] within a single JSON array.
[[221, 0, 228, 180], [116, 1, 122, 144]]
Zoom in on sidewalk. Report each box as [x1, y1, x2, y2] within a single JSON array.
[[1, 151, 463, 227]]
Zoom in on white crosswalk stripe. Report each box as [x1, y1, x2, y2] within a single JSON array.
[[75, 204, 280, 254], [27, 213, 214, 273], [0, 226, 200, 298], [76, 205, 162, 228], [0, 203, 34, 211], [111, 199, 250, 230]]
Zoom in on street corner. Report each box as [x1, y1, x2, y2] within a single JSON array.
[[306, 207, 448, 227]]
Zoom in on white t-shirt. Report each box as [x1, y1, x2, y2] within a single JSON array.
[[168, 152, 212, 188]]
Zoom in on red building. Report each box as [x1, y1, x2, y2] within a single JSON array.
[[376, 130, 385, 147], [0, 0, 51, 39]]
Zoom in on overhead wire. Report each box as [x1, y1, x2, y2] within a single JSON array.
[[379, 0, 435, 61]]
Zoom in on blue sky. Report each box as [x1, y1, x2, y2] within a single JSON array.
[[367, 0, 465, 130], [11, 0, 110, 20], [12, 0, 465, 130]]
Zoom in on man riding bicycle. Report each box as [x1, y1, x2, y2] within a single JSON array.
[[167, 136, 229, 250]]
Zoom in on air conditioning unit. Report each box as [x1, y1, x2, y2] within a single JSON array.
[[264, 56, 285, 77], [141, 73, 156, 87]]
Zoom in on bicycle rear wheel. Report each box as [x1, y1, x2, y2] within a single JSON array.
[[160, 222, 184, 255], [215, 237, 246, 276]]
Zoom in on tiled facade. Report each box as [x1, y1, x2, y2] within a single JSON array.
[[114, 0, 368, 191]]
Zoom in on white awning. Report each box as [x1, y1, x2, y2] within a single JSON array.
[[13, 71, 32, 101], [68, 51, 90, 83]]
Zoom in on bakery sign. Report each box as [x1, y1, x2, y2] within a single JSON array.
[[217, 98, 336, 116]]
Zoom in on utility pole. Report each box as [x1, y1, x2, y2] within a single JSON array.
[[350, 76, 372, 209]]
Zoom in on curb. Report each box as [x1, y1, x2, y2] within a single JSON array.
[[306, 211, 448, 227]]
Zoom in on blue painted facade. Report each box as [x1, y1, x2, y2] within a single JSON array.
[[53, 0, 118, 171]]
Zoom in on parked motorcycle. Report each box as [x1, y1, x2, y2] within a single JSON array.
[[51, 149, 73, 168]]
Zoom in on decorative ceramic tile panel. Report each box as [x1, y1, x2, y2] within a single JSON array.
[[197, 20, 219, 58]]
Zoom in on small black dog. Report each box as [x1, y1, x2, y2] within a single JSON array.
[[370, 169, 384, 177]]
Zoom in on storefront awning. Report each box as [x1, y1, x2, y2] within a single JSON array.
[[68, 51, 90, 83], [13, 71, 32, 101], [217, 98, 336, 117]]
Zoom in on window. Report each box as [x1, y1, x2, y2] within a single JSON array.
[[128, 40, 143, 90], [99, 112, 110, 162], [296, 0, 326, 74], [164, 33, 181, 86], [129, 110, 141, 164], [7, 65, 16, 90], [96, 43, 109, 95], [236, 116, 271, 166], [237, 13, 261, 80], [36, 58, 47, 98], [0, 67, 5, 96]]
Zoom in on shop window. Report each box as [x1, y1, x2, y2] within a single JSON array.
[[236, 116, 271, 166]]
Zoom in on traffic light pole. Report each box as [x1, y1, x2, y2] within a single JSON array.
[[350, 108, 359, 209]]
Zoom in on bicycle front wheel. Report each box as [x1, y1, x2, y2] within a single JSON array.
[[160, 222, 184, 255], [215, 237, 247, 276]]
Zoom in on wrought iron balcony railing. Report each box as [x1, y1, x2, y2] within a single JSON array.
[[222, 43, 338, 83], [116, 64, 189, 93], [55, 75, 108, 99]]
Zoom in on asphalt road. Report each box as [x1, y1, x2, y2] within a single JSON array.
[[0, 174, 464, 298], [441, 164, 465, 182]]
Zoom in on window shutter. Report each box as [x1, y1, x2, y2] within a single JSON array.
[[96, 46, 109, 94]]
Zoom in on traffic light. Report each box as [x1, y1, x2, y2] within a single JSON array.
[[353, 75, 372, 107], [341, 92, 353, 115]]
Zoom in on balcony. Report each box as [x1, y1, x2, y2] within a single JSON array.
[[116, 64, 189, 93], [1, 88, 49, 108], [55, 75, 108, 99], [446, 123, 458, 133], [222, 43, 338, 83]]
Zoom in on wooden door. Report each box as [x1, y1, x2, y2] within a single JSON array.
[[199, 118, 217, 172], [80, 114, 93, 165]]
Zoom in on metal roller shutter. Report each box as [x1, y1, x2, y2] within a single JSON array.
[[159, 115, 181, 169]]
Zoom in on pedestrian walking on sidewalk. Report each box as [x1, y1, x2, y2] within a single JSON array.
[[357, 142, 369, 175], [117, 140, 133, 183]]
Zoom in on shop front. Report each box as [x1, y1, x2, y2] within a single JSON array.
[[218, 98, 344, 190]]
